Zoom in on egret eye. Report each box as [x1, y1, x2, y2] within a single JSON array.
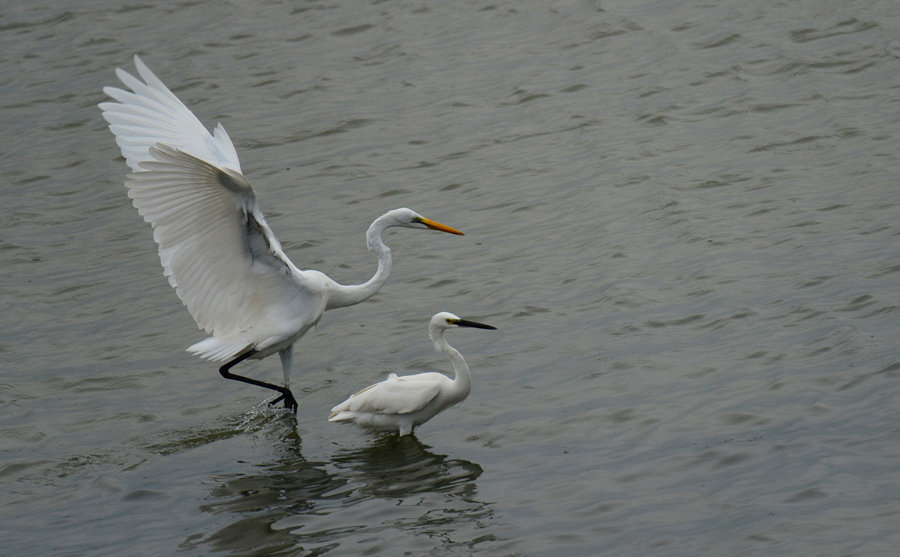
[[446, 318, 455, 325]]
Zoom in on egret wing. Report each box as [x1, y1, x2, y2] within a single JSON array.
[[335, 373, 445, 415], [99, 55, 241, 173], [127, 144, 316, 344]]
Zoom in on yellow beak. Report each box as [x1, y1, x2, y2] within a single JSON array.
[[420, 217, 464, 236]]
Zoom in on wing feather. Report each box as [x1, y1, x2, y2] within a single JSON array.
[[126, 144, 315, 343], [99, 55, 240, 173], [331, 372, 446, 416], [101, 56, 323, 359]]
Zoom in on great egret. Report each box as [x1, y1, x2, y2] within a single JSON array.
[[329, 312, 496, 436], [99, 56, 464, 413]]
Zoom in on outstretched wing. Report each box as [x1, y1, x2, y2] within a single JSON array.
[[99, 57, 319, 348], [99, 55, 240, 173], [331, 372, 446, 417], [126, 145, 316, 342]]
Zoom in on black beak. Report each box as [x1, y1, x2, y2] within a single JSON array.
[[456, 318, 497, 330]]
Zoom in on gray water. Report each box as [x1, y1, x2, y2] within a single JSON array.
[[2, 0, 899, 555]]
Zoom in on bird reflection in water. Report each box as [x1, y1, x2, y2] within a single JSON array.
[[330, 435, 484, 497], [181, 427, 492, 554]]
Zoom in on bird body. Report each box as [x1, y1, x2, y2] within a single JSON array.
[[99, 56, 463, 412], [330, 312, 495, 436]]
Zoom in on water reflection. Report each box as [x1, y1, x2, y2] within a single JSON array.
[[330, 435, 483, 498], [179, 420, 496, 555]]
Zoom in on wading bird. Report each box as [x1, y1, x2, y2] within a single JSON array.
[[99, 56, 463, 413], [329, 312, 495, 436]]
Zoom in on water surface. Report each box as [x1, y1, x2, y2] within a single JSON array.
[[2, 0, 899, 555]]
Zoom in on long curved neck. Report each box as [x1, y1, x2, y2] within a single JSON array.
[[431, 328, 471, 400], [325, 215, 393, 309]]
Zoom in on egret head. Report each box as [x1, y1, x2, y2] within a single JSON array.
[[430, 312, 496, 332], [386, 208, 464, 235]]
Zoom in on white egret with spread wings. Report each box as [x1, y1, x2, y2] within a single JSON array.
[[99, 56, 463, 413]]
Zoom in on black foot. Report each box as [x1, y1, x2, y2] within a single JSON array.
[[269, 390, 298, 414]]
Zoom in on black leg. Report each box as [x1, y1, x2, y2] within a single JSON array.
[[218, 349, 298, 414]]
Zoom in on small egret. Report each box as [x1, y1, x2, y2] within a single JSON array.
[[99, 56, 464, 413], [329, 312, 496, 436]]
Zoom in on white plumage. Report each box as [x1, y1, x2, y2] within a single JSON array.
[[330, 312, 496, 436], [99, 56, 464, 412], [101, 56, 241, 173]]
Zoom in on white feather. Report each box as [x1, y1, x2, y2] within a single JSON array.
[[125, 144, 320, 360], [99, 55, 240, 172], [330, 372, 446, 418]]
